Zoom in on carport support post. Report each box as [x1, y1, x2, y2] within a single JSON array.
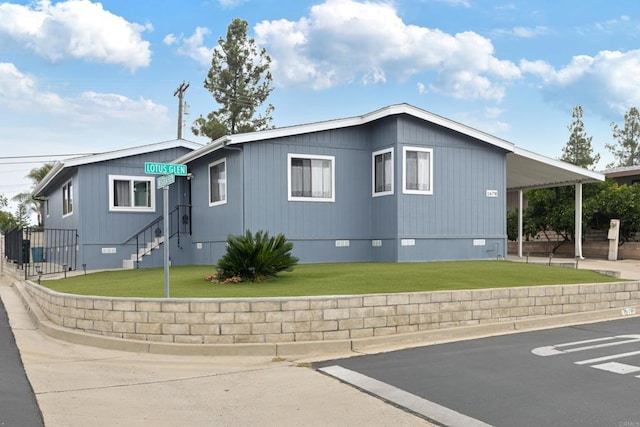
[[163, 185, 170, 298], [575, 182, 583, 259], [518, 190, 524, 257]]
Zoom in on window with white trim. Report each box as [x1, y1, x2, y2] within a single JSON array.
[[403, 146, 433, 195], [209, 158, 227, 206], [108, 175, 155, 212], [288, 153, 335, 202], [62, 180, 73, 216], [372, 148, 394, 197]]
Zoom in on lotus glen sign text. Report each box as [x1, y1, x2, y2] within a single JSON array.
[[144, 162, 187, 176]]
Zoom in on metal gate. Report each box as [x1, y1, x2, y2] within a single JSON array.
[[3, 227, 78, 279]]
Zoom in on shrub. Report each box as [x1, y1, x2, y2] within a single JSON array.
[[216, 230, 299, 282]]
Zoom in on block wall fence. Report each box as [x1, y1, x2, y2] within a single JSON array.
[[23, 280, 640, 347]]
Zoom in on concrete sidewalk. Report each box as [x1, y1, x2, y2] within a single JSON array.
[[507, 255, 640, 280], [0, 268, 432, 426]]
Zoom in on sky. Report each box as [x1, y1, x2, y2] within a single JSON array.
[[2, 0, 640, 215]]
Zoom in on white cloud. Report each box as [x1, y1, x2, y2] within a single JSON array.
[[0, 0, 152, 72], [0, 62, 168, 124], [166, 27, 215, 67], [253, 0, 520, 100], [521, 50, 640, 117]]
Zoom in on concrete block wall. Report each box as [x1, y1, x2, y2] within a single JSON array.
[[24, 281, 640, 345]]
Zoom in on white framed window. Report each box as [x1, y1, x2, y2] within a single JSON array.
[[403, 146, 433, 195], [44, 198, 49, 217], [288, 153, 335, 202], [62, 180, 73, 217], [108, 175, 155, 212], [372, 147, 394, 197], [209, 158, 227, 207]]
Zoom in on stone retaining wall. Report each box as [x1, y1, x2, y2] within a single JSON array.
[[23, 280, 640, 345]]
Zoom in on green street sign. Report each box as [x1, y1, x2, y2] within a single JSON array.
[[144, 162, 187, 176], [156, 173, 176, 189]]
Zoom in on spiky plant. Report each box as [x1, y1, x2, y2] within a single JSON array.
[[216, 230, 298, 281]]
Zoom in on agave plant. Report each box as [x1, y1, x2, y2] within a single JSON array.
[[216, 230, 298, 281]]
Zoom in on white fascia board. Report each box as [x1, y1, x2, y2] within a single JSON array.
[[32, 139, 202, 197], [513, 146, 605, 182], [222, 104, 516, 152]]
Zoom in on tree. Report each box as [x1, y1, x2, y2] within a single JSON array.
[[606, 107, 640, 168], [12, 162, 54, 227], [0, 194, 19, 233], [561, 106, 600, 169], [192, 18, 274, 140]]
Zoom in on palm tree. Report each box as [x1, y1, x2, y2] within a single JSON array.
[[13, 163, 54, 228]]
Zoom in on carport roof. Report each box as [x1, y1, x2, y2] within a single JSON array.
[[174, 103, 605, 191], [507, 147, 604, 191]]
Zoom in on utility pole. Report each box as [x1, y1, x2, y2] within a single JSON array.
[[173, 81, 190, 139]]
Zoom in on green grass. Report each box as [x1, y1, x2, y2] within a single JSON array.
[[40, 261, 621, 298]]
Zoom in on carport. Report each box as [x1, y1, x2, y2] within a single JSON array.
[[506, 146, 605, 259]]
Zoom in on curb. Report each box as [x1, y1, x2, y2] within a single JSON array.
[[11, 278, 640, 359]]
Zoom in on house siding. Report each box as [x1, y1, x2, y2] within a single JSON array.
[[396, 116, 507, 261], [187, 114, 507, 264], [42, 147, 194, 271]]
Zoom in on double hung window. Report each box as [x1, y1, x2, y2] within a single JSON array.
[[109, 175, 155, 212], [209, 158, 227, 206], [372, 148, 394, 196], [288, 154, 335, 202], [403, 147, 433, 195], [62, 180, 73, 216]]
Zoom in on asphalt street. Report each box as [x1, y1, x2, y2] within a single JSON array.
[[0, 296, 44, 426], [316, 317, 640, 427]]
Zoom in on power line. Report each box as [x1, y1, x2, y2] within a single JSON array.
[[0, 153, 95, 160]]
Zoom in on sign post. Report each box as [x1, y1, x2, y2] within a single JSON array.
[[145, 163, 187, 298]]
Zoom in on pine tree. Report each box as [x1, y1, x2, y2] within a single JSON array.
[[561, 106, 600, 169], [192, 18, 274, 140], [606, 107, 640, 168]]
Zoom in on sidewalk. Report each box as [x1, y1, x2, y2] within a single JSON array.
[[507, 255, 640, 280], [0, 267, 432, 426]]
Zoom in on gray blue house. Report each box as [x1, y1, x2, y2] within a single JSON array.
[[34, 104, 603, 271], [33, 139, 201, 271]]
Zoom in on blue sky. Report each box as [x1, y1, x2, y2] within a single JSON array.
[[2, 0, 640, 208]]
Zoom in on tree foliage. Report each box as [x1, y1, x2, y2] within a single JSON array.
[[0, 194, 20, 233], [12, 162, 54, 227], [606, 106, 640, 168], [216, 230, 298, 282], [192, 18, 274, 140], [561, 106, 600, 169], [585, 179, 640, 242]]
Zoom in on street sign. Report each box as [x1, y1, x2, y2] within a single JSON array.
[[157, 173, 175, 189], [144, 162, 187, 176]]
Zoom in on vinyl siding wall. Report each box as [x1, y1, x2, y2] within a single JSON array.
[[188, 115, 507, 264]]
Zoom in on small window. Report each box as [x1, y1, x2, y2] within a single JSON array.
[[288, 153, 335, 202], [62, 180, 73, 216], [372, 148, 394, 197], [44, 198, 49, 217], [209, 158, 227, 207], [403, 146, 433, 195], [109, 175, 155, 212]]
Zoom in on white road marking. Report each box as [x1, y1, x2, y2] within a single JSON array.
[[591, 362, 640, 374], [574, 349, 640, 365], [319, 365, 493, 427], [532, 335, 640, 356]]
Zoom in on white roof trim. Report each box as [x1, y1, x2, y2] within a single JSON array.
[[175, 103, 515, 165], [34, 139, 202, 197]]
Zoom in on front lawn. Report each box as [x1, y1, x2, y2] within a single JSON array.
[[39, 261, 621, 298]]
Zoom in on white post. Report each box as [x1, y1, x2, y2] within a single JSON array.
[[518, 190, 523, 258], [574, 183, 583, 259], [163, 185, 170, 298]]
